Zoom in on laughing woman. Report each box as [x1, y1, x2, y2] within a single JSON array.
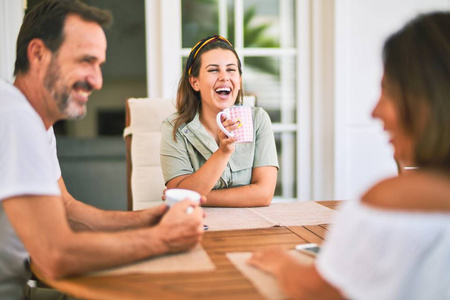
[[248, 12, 450, 300], [160, 36, 279, 207]]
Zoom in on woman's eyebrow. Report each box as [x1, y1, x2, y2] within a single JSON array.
[[205, 63, 237, 68]]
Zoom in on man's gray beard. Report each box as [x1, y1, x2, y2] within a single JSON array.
[[44, 55, 87, 120], [63, 97, 87, 120]]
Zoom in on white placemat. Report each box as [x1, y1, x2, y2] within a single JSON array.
[[204, 201, 336, 231], [226, 250, 314, 300], [90, 244, 215, 276]]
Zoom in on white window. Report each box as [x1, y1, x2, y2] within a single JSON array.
[[0, 0, 23, 82], [147, 0, 312, 201]]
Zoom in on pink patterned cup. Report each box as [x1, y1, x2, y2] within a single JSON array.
[[216, 106, 253, 144]]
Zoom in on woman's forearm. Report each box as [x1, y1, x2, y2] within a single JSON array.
[[204, 185, 270, 207], [171, 149, 232, 195], [203, 166, 277, 207]]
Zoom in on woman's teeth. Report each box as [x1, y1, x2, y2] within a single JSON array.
[[215, 87, 231, 95]]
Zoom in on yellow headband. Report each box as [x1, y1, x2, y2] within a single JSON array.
[[187, 35, 233, 76]]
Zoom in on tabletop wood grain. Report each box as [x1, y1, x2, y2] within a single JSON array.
[[32, 201, 341, 300]]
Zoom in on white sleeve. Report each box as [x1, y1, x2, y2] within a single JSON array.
[[316, 200, 450, 300], [0, 109, 60, 201]]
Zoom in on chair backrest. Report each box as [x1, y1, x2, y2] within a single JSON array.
[[123, 98, 176, 210], [243, 94, 257, 107]]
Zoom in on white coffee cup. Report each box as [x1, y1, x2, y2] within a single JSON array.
[[165, 188, 201, 207], [216, 105, 253, 143]]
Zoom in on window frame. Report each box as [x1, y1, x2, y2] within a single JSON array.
[[0, 0, 23, 82]]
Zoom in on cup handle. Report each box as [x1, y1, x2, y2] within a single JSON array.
[[216, 111, 234, 137]]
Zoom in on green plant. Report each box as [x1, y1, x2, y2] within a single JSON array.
[[228, 5, 279, 76]]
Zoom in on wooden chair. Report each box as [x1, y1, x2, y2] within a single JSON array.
[[123, 98, 176, 210], [243, 94, 257, 107]]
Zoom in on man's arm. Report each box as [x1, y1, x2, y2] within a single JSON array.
[[59, 178, 166, 231], [2, 195, 203, 279]]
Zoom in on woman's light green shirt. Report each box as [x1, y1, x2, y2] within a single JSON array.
[[160, 107, 279, 189]]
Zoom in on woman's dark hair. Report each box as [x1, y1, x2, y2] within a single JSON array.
[[382, 11, 450, 171], [14, 0, 112, 76], [172, 36, 244, 140]]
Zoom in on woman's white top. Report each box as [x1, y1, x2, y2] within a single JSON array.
[[316, 200, 450, 300]]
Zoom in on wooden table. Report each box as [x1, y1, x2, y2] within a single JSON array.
[[32, 201, 339, 300]]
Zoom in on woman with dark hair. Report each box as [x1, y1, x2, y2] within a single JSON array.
[[160, 35, 278, 207], [248, 12, 450, 299]]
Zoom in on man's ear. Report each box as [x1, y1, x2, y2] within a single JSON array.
[[189, 76, 200, 91], [28, 38, 50, 67]]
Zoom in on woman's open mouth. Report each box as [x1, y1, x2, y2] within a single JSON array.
[[215, 87, 232, 99]]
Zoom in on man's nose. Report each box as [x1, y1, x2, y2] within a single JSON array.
[[88, 65, 103, 90]]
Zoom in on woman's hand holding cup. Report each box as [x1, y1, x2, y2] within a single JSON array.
[[217, 114, 237, 154], [216, 106, 254, 145]]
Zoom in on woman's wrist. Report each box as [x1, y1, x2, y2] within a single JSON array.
[[216, 146, 234, 158]]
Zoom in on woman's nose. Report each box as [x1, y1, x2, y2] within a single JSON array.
[[218, 70, 229, 81], [372, 97, 383, 119]]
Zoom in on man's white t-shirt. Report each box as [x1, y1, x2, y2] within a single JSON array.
[[0, 80, 61, 299]]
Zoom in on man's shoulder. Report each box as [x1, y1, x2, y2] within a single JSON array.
[[0, 80, 22, 99], [0, 83, 46, 143], [0, 99, 40, 129], [0, 81, 32, 114]]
